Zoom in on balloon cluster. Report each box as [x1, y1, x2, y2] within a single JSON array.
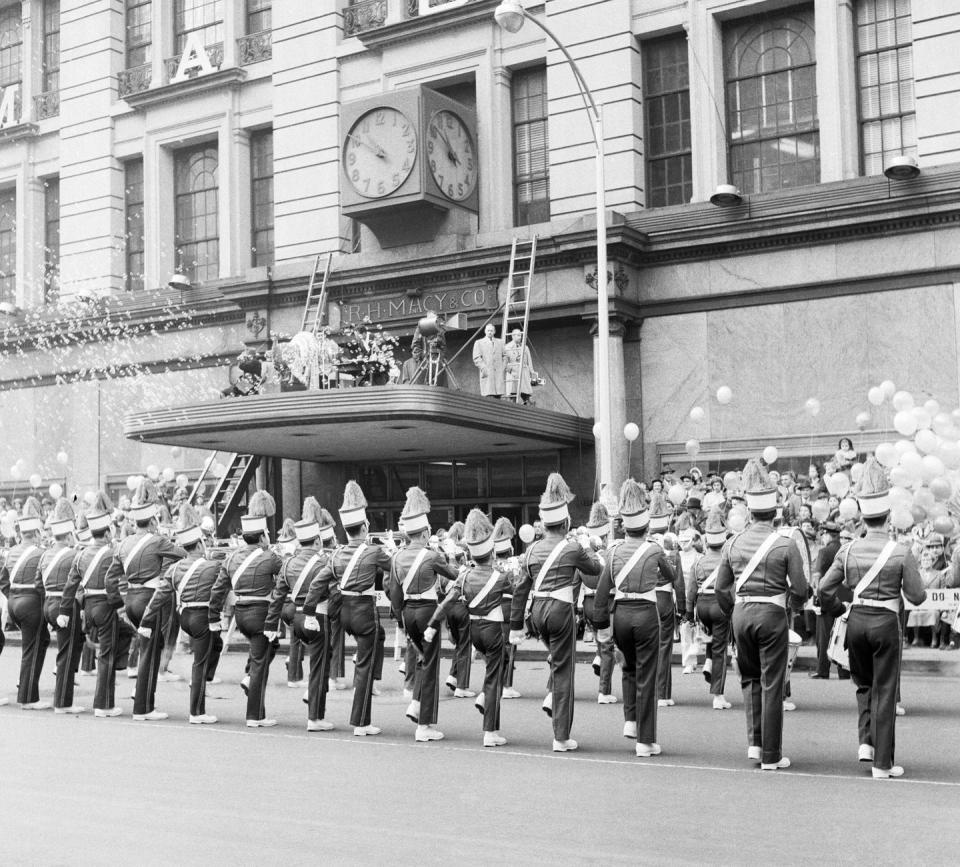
[[865, 382, 960, 535]]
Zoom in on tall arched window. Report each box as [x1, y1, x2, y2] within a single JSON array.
[[174, 0, 224, 54], [174, 144, 219, 283], [0, 189, 15, 304], [724, 7, 819, 194]]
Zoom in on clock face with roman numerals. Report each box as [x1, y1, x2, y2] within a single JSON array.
[[343, 107, 418, 198], [426, 109, 477, 202]]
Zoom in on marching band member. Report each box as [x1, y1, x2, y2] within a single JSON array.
[[427, 508, 511, 746], [387, 487, 459, 742], [61, 491, 130, 717], [209, 490, 284, 728], [648, 494, 682, 707], [41, 498, 84, 714], [145, 504, 222, 724], [282, 498, 339, 732], [591, 480, 675, 757], [276, 518, 306, 689], [581, 502, 618, 704], [104, 479, 186, 722], [819, 458, 926, 779], [303, 481, 392, 737], [510, 473, 602, 752], [442, 523, 474, 698], [492, 517, 521, 699], [715, 459, 807, 770], [1, 497, 50, 709], [688, 510, 732, 709]]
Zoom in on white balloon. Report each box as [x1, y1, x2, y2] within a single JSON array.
[[623, 423, 640, 442], [716, 386, 733, 405], [591, 423, 601, 439], [146, 464, 160, 481], [924, 399, 941, 417], [9, 464, 21, 480], [804, 397, 821, 417], [48, 483, 63, 499], [83, 490, 97, 506], [880, 380, 896, 399], [126, 475, 139, 492], [161, 467, 176, 483], [689, 406, 705, 423], [922, 454, 946, 483], [875, 442, 897, 467], [518, 523, 536, 544], [912, 407, 932, 430], [685, 438, 700, 458], [914, 428, 939, 455], [170, 446, 183, 459], [29, 473, 42, 489], [892, 390, 914, 412], [894, 439, 917, 457], [762, 446, 778, 464], [55, 451, 69, 465], [867, 387, 884, 407], [894, 410, 917, 437], [176, 474, 189, 489]]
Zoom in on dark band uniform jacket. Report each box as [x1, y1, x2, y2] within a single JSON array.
[[588, 538, 676, 629], [209, 545, 284, 627], [147, 556, 223, 623], [303, 541, 393, 615], [715, 523, 809, 612], [509, 538, 602, 628], [62, 539, 121, 612], [104, 532, 187, 594]]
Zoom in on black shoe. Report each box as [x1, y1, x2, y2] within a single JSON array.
[[808, 673, 828, 679]]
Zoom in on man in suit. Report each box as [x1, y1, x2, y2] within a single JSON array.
[[472, 323, 506, 398]]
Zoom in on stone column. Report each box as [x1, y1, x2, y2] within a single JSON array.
[[815, 0, 858, 181], [685, 7, 726, 201], [591, 313, 629, 489], [477, 64, 513, 233]]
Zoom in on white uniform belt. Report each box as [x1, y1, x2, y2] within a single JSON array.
[[340, 588, 376, 598], [614, 588, 658, 603], [655, 585, 674, 593], [699, 590, 716, 596], [297, 601, 329, 615], [131, 578, 162, 590], [736, 593, 787, 608], [10, 583, 38, 590], [45, 590, 64, 597], [405, 591, 438, 602], [180, 601, 208, 610], [83, 589, 107, 597], [532, 586, 574, 604], [469, 609, 504, 622], [581, 589, 596, 597], [234, 595, 270, 605], [854, 598, 900, 613]]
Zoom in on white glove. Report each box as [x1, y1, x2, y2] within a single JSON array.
[[423, 626, 437, 644], [303, 616, 321, 633], [56, 614, 70, 629], [208, 621, 222, 633], [596, 627, 613, 644], [137, 626, 152, 639], [263, 630, 279, 642], [509, 629, 525, 646]]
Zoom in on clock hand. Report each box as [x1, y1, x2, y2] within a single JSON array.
[[433, 125, 460, 166], [346, 133, 386, 158]]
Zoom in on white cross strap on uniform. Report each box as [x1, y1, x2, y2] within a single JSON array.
[[614, 542, 653, 591], [81, 546, 113, 589], [290, 553, 323, 605], [230, 549, 264, 589], [401, 548, 432, 596], [339, 543, 368, 591], [735, 532, 781, 594], [175, 559, 206, 611], [8, 545, 39, 584], [700, 565, 721, 594], [851, 540, 898, 606], [42, 547, 74, 587], [468, 570, 501, 610], [532, 540, 568, 593], [123, 533, 154, 573]]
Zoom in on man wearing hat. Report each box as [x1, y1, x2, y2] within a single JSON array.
[[426, 508, 513, 747], [385, 487, 460, 742], [715, 458, 808, 771], [811, 520, 845, 680], [279, 498, 340, 732], [509, 473, 602, 752], [61, 491, 131, 717], [492, 516, 521, 699], [0, 497, 50, 708], [581, 502, 618, 704], [209, 490, 284, 728], [103, 479, 187, 721], [303, 481, 393, 737], [689, 511, 732, 709], [819, 458, 926, 779], [591, 479, 676, 756], [41, 498, 85, 714], [144, 503, 222, 724]]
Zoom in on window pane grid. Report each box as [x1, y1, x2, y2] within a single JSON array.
[[175, 145, 219, 283], [44, 177, 59, 303], [513, 67, 550, 226], [42, 1, 59, 93], [125, 159, 144, 292], [247, 0, 271, 33], [175, 0, 224, 53], [126, 0, 152, 68], [0, 5, 22, 90], [856, 0, 915, 175], [724, 7, 819, 195], [250, 128, 273, 267], [644, 34, 692, 207], [0, 188, 15, 304]]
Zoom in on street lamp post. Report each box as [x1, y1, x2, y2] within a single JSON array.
[[494, 0, 614, 496]]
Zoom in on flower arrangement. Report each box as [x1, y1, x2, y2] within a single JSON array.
[[339, 317, 400, 385]]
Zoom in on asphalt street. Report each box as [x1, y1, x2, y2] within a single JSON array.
[[0, 644, 957, 866]]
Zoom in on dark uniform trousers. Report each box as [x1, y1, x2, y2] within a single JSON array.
[[44, 597, 83, 709], [847, 608, 901, 771], [613, 600, 660, 744], [329, 615, 346, 679], [403, 638, 418, 692], [470, 619, 504, 733], [286, 604, 330, 722], [583, 595, 615, 695], [696, 595, 730, 696], [233, 601, 277, 721], [500, 597, 516, 688], [84, 596, 133, 710], [655, 590, 675, 701], [126, 586, 168, 716], [446, 601, 472, 690], [287, 630, 305, 682], [179, 608, 221, 717], [732, 601, 788, 764], [531, 598, 577, 741], [9, 590, 50, 704], [340, 596, 378, 727], [402, 601, 441, 725]]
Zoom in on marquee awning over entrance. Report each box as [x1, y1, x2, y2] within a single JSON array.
[[123, 386, 593, 462]]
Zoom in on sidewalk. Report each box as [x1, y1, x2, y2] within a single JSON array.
[[3, 629, 958, 675]]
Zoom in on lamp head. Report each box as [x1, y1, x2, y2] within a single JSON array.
[[168, 273, 192, 291], [494, 0, 526, 33], [709, 184, 743, 207], [883, 154, 920, 180]]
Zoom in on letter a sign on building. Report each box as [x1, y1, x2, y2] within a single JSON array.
[[171, 32, 216, 83], [0, 84, 20, 128]]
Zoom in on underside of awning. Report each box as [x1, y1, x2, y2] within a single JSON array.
[[123, 385, 594, 462]]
